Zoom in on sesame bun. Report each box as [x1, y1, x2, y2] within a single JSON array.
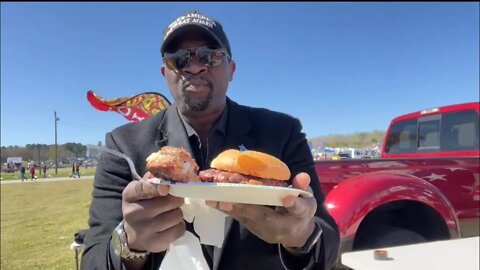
[[210, 149, 291, 181]]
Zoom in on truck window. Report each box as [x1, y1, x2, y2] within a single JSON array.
[[418, 120, 440, 150], [385, 119, 418, 153], [441, 110, 479, 151]]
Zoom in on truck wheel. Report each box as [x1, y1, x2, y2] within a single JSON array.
[[355, 225, 426, 250]]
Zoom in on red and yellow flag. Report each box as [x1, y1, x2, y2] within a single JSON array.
[[87, 90, 171, 122]]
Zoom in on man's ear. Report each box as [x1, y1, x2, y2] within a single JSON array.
[[229, 60, 236, 82], [161, 65, 166, 77]]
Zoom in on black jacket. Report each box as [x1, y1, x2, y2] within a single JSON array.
[[81, 98, 340, 270]]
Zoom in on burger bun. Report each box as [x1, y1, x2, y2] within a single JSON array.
[[210, 149, 290, 181]]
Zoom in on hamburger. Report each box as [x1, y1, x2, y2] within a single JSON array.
[[199, 149, 291, 187]]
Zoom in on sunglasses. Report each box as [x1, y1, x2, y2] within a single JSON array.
[[163, 46, 230, 71]]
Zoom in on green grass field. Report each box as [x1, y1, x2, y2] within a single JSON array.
[[1, 179, 94, 269], [1, 167, 96, 181]]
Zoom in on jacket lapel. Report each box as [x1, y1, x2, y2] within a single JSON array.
[[224, 99, 256, 151], [154, 105, 194, 154]]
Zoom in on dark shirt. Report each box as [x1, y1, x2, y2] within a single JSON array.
[[177, 105, 228, 170]]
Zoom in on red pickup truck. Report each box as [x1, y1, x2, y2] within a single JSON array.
[[315, 102, 479, 257]]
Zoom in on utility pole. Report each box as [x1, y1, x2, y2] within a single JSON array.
[[54, 111, 59, 174], [37, 144, 41, 174]]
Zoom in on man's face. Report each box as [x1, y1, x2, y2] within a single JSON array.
[[162, 31, 235, 117]]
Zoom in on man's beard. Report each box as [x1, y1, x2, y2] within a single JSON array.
[[181, 87, 213, 112]]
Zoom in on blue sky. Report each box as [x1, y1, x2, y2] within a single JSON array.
[[1, 2, 479, 147]]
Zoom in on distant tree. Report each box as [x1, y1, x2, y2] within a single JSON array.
[[1, 142, 92, 164], [310, 130, 385, 149], [0, 146, 26, 163], [64, 142, 87, 158]]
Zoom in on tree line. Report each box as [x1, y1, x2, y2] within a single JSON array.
[[0, 142, 101, 164], [1, 130, 385, 165], [308, 130, 385, 149]]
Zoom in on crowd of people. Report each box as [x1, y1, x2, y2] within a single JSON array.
[[19, 164, 48, 181], [3, 161, 85, 181]]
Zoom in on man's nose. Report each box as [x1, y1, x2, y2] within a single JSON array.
[[182, 57, 207, 75]]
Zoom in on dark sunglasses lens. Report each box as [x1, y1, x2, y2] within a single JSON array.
[[164, 47, 225, 70], [164, 57, 177, 70], [164, 49, 188, 70], [198, 48, 224, 66], [175, 56, 189, 69], [197, 51, 212, 66], [164, 56, 187, 70]]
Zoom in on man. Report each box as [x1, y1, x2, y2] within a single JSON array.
[[30, 165, 36, 181], [82, 11, 339, 270], [20, 165, 27, 181], [70, 163, 76, 178], [76, 163, 81, 178]]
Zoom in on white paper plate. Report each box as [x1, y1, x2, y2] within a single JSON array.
[[153, 179, 313, 206]]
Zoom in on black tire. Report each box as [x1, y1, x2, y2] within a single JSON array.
[[354, 225, 426, 250]]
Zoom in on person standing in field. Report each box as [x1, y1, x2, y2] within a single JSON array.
[[70, 163, 76, 178], [20, 165, 27, 181], [43, 165, 47, 178], [30, 165, 36, 181], [75, 163, 80, 178]]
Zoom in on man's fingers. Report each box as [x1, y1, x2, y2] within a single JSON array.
[[148, 208, 184, 233], [281, 172, 315, 216], [292, 172, 311, 191], [148, 221, 186, 252], [123, 180, 170, 203], [283, 170, 317, 218], [282, 196, 312, 218], [142, 171, 170, 196], [124, 194, 184, 220], [126, 218, 186, 253], [142, 171, 155, 180], [282, 195, 296, 208]]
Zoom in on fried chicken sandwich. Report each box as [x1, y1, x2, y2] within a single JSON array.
[[146, 146, 200, 182]]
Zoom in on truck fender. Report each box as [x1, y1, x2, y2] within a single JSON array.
[[324, 173, 460, 239]]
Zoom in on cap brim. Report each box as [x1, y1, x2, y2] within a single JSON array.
[[161, 24, 225, 55]]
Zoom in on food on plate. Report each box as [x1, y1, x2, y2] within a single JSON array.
[[199, 149, 290, 187], [146, 146, 200, 182]]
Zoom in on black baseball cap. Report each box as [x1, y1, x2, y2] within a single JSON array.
[[161, 11, 231, 57]]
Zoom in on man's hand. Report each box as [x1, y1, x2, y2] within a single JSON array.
[[122, 172, 186, 253], [206, 172, 317, 248]]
